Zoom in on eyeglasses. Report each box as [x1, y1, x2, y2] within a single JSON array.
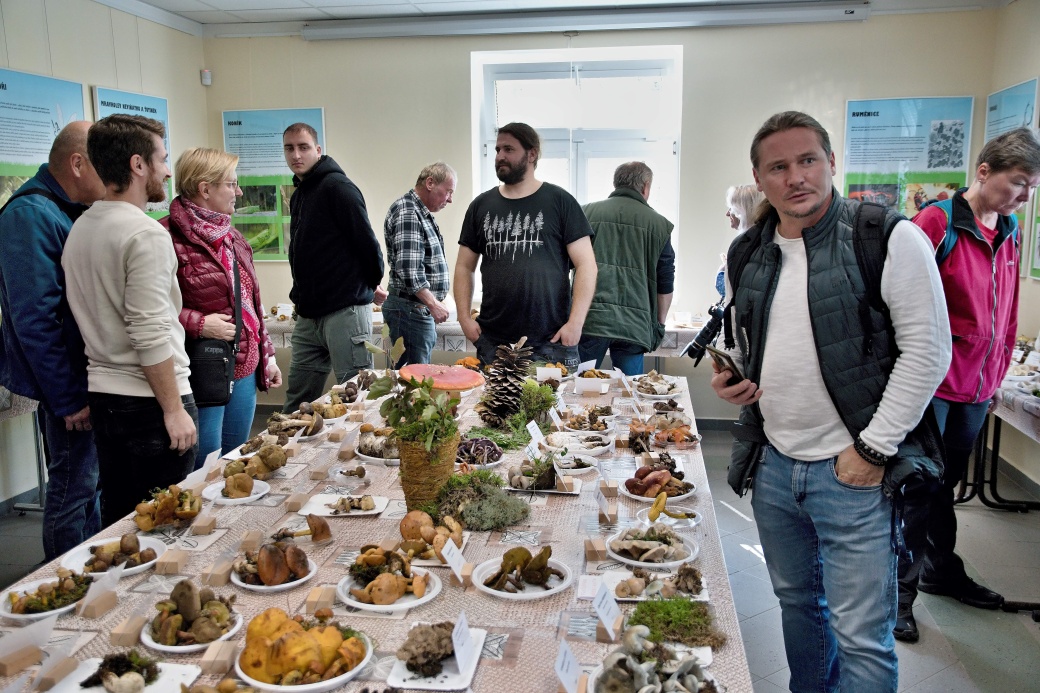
[[219, 180, 239, 189]]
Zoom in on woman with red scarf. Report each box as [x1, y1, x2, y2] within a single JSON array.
[[163, 148, 281, 468]]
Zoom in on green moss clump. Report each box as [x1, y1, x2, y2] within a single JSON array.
[[459, 492, 530, 531], [520, 379, 556, 421], [430, 469, 528, 530], [627, 598, 728, 649]]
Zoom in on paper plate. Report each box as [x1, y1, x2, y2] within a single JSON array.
[[60, 535, 168, 577], [619, 482, 696, 504], [594, 571, 709, 603], [471, 557, 573, 601], [605, 531, 699, 570], [354, 448, 401, 467], [386, 627, 487, 690], [0, 576, 88, 621], [541, 433, 612, 457], [140, 612, 243, 653], [52, 660, 200, 693], [336, 568, 441, 612], [202, 479, 271, 505], [234, 633, 373, 693], [231, 557, 317, 593], [296, 424, 328, 442], [586, 661, 717, 691], [554, 454, 599, 476], [296, 494, 390, 517]]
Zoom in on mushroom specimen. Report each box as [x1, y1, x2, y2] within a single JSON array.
[[271, 514, 333, 544]]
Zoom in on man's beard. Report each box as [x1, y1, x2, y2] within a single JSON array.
[[146, 174, 167, 204], [496, 158, 528, 185]]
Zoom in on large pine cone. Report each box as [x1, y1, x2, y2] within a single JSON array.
[[475, 337, 533, 426]]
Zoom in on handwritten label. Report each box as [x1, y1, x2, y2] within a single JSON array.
[[597, 459, 609, 483], [593, 580, 622, 639], [549, 408, 564, 429], [524, 442, 540, 461], [554, 638, 580, 693], [526, 420, 545, 444], [452, 611, 474, 671], [536, 367, 563, 382], [595, 484, 610, 516], [440, 537, 466, 582]]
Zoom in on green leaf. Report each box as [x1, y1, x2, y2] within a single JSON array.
[[363, 341, 384, 356], [381, 324, 391, 342], [421, 404, 437, 420], [390, 337, 406, 365]]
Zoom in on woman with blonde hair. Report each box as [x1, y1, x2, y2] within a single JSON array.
[[716, 184, 765, 297], [162, 147, 281, 468]]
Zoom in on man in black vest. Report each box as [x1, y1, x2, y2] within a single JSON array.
[[711, 111, 950, 691]]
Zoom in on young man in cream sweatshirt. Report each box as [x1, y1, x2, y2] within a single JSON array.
[[63, 114, 198, 527]]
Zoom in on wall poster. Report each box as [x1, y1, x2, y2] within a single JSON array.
[[843, 97, 974, 218], [93, 87, 171, 218], [0, 68, 84, 206], [222, 108, 325, 262]]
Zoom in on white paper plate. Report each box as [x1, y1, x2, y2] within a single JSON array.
[[472, 557, 573, 601], [506, 477, 583, 495], [202, 479, 271, 505], [296, 494, 390, 517], [60, 535, 168, 577], [554, 454, 599, 476], [222, 444, 247, 460], [606, 531, 699, 570], [0, 576, 88, 621], [594, 571, 708, 603], [587, 660, 716, 691], [635, 506, 702, 528], [336, 568, 442, 612], [140, 612, 243, 653], [386, 627, 487, 690], [231, 557, 317, 593], [541, 434, 612, 457], [564, 421, 616, 434], [296, 424, 328, 442], [354, 447, 401, 467], [455, 456, 504, 469], [619, 482, 696, 504], [234, 633, 373, 693], [54, 660, 200, 693]]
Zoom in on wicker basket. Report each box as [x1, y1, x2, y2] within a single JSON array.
[[398, 432, 460, 511]]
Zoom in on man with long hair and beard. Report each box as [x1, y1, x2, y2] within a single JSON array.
[[63, 114, 198, 527]]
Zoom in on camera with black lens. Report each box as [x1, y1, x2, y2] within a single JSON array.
[[681, 300, 726, 366]]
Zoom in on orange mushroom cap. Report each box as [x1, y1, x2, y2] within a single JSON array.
[[398, 364, 485, 391]]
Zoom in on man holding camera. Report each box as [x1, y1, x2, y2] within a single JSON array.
[[711, 111, 949, 690]]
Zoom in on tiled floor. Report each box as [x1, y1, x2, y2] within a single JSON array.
[[2, 428, 1038, 691], [698, 429, 1040, 693]]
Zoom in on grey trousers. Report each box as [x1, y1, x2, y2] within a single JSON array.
[[282, 304, 373, 413]]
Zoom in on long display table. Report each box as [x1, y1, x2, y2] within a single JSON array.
[[0, 377, 753, 692]]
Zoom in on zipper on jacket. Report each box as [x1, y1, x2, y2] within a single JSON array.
[[973, 245, 1000, 403]]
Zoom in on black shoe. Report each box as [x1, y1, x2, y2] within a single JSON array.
[[893, 608, 919, 643], [918, 577, 1004, 609]]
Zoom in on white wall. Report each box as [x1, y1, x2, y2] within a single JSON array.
[[0, 0, 208, 503]]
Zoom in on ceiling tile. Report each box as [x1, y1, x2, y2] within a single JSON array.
[[136, 0, 219, 11], [303, 0, 411, 6], [225, 7, 330, 20], [175, 9, 247, 22], [413, 0, 520, 13], [308, 5, 423, 17], [202, 0, 309, 10]]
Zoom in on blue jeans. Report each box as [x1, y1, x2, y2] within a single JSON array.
[[37, 408, 101, 560], [382, 294, 436, 366], [577, 336, 646, 376], [474, 332, 579, 370], [283, 305, 373, 413], [88, 392, 198, 528], [752, 446, 898, 693], [898, 396, 990, 604], [195, 374, 257, 468]]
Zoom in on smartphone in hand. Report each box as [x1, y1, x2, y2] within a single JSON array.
[[705, 345, 746, 387]]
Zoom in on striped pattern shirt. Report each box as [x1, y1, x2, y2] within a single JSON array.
[[383, 189, 449, 300]]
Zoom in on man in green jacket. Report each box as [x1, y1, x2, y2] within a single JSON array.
[[578, 162, 675, 375]]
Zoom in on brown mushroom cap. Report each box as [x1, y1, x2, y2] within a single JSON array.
[[398, 364, 485, 391], [305, 514, 332, 543]]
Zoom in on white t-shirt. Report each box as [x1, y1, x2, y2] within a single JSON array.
[[726, 219, 951, 460]]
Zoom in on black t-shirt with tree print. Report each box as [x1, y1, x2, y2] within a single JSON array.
[[459, 182, 593, 345]]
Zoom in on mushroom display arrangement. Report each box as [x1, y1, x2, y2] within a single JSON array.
[[613, 564, 704, 600], [5, 568, 91, 614], [396, 621, 456, 676], [233, 542, 311, 586], [82, 534, 158, 573], [222, 444, 287, 481], [593, 624, 719, 693], [507, 452, 561, 491], [323, 495, 377, 514], [482, 546, 565, 593], [455, 436, 503, 468], [149, 579, 236, 647], [608, 525, 690, 564], [396, 510, 463, 563], [634, 370, 682, 396], [240, 430, 289, 455], [133, 485, 201, 531], [80, 650, 159, 693], [238, 607, 367, 686], [348, 546, 429, 605], [625, 454, 694, 499], [266, 409, 324, 437], [357, 424, 399, 459], [271, 514, 333, 544]]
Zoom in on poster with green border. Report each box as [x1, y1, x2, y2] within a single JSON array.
[[0, 68, 85, 206], [985, 78, 1037, 141], [1030, 199, 1040, 280], [93, 87, 171, 220], [222, 108, 325, 262], [843, 97, 973, 218]]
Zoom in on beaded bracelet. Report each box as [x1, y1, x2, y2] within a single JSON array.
[[853, 437, 889, 467]]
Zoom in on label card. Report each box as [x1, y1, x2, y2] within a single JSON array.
[[524, 442, 540, 461], [452, 612, 474, 671], [204, 449, 221, 470], [549, 408, 564, 429], [617, 370, 633, 394], [554, 638, 580, 693], [595, 485, 610, 517], [597, 459, 609, 483], [440, 536, 466, 582], [576, 359, 597, 375], [574, 378, 606, 395], [536, 367, 563, 382], [526, 420, 545, 444], [291, 427, 305, 444], [1025, 351, 1040, 367], [593, 581, 622, 639]]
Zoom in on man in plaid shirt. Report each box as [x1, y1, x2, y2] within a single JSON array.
[[382, 162, 456, 365]]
